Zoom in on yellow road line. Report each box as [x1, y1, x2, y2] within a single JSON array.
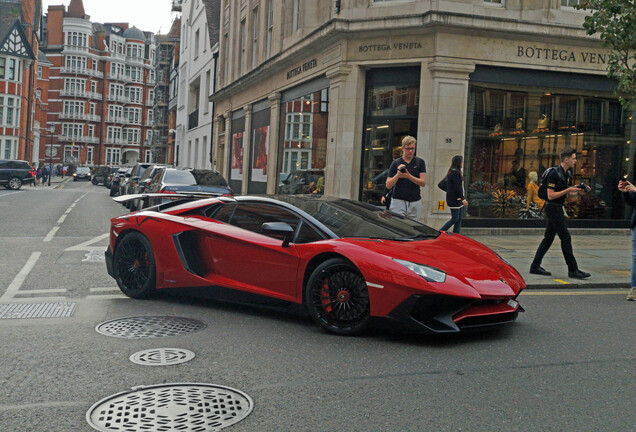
[[552, 279, 570, 284], [522, 290, 627, 296]]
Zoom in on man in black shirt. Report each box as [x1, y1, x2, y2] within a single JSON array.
[[386, 135, 427, 219], [530, 148, 591, 279]]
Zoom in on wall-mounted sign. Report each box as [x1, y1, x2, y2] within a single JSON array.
[[517, 46, 608, 64], [287, 58, 318, 80]]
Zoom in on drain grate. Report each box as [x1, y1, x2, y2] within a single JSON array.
[[86, 383, 254, 432], [130, 348, 195, 366], [0, 302, 76, 319], [95, 316, 206, 339]]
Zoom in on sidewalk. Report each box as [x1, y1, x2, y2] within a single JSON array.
[[25, 175, 72, 189], [463, 229, 631, 290]]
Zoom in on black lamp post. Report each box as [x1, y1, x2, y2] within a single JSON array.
[[46, 126, 55, 186]]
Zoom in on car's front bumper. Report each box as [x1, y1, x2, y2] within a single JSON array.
[[105, 246, 114, 278], [381, 293, 523, 333]]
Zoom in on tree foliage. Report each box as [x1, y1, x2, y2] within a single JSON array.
[[578, 0, 636, 108]]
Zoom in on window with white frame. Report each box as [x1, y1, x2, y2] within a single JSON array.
[[124, 128, 141, 144], [110, 62, 125, 76], [106, 147, 121, 165], [63, 101, 84, 115], [7, 58, 19, 80], [125, 86, 142, 103], [87, 146, 94, 164], [285, 113, 313, 141], [107, 126, 122, 141], [64, 145, 79, 163], [124, 107, 141, 124], [148, 89, 154, 104], [0, 96, 20, 126], [239, 19, 246, 75], [252, 6, 259, 67], [282, 148, 311, 173], [62, 123, 83, 138], [147, 109, 154, 123], [145, 149, 152, 163], [146, 129, 153, 141], [66, 31, 88, 47], [89, 103, 96, 115], [90, 81, 97, 92], [266, 0, 274, 58], [88, 124, 95, 137], [109, 83, 124, 98], [37, 66, 42, 79], [292, 0, 301, 31], [483, 0, 502, 3], [561, 0, 583, 5], [126, 42, 144, 58], [1, 138, 18, 159], [108, 105, 123, 120], [0, 57, 5, 79], [64, 78, 85, 92], [65, 55, 87, 71]]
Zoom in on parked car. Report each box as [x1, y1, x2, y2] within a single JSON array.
[[129, 164, 170, 211], [121, 163, 153, 208], [73, 166, 91, 181], [91, 166, 113, 185], [0, 159, 35, 190], [142, 168, 233, 209], [106, 195, 525, 335], [278, 169, 324, 194]]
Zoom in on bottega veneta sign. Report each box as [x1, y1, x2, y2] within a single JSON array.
[[517, 46, 608, 64], [358, 42, 423, 52], [287, 58, 318, 79]]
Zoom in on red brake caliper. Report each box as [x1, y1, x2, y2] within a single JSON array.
[[320, 279, 332, 314]]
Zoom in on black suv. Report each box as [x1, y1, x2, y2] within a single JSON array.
[[0, 159, 35, 190]]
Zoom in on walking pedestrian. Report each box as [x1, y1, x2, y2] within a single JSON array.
[[439, 155, 468, 233], [529, 148, 591, 279], [618, 178, 636, 301], [385, 135, 427, 219]]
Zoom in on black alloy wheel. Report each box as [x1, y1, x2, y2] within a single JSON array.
[[8, 177, 22, 190], [113, 232, 157, 298], [305, 258, 370, 335]]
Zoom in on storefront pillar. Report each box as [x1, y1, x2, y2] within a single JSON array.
[[266, 92, 281, 194], [222, 110, 232, 180], [241, 105, 252, 195], [420, 60, 475, 225], [212, 115, 223, 171], [325, 64, 363, 198]]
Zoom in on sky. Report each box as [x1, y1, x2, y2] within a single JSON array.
[[42, 0, 178, 35]]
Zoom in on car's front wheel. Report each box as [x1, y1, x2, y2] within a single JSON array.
[[8, 177, 22, 190], [305, 258, 370, 335], [113, 232, 156, 299]]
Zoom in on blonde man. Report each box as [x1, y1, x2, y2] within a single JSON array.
[[385, 135, 427, 219]]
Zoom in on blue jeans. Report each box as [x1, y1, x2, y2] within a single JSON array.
[[440, 207, 464, 233], [631, 229, 636, 287]]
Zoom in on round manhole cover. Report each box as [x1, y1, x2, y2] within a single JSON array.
[[95, 316, 206, 339], [130, 348, 196, 366], [87, 383, 254, 432]]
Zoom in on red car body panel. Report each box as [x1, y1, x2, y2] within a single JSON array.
[[108, 197, 525, 333]]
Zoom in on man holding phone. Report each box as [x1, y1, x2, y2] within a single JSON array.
[[386, 135, 427, 219], [530, 148, 591, 279]]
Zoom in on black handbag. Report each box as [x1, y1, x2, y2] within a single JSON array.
[[438, 175, 448, 192], [383, 188, 393, 209]]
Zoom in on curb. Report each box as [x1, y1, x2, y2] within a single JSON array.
[[524, 282, 630, 290]]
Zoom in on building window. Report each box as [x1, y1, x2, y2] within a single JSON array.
[[278, 87, 329, 194], [0, 57, 5, 79], [8, 58, 16, 80], [0, 96, 20, 126], [266, 0, 273, 58], [63, 101, 84, 116], [561, 0, 582, 6], [1, 139, 18, 159], [106, 147, 121, 165], [62, 123, 83, 138], [37, 66, 42, 79], [145, 149, 152, 163], [239, 19, 246, 76], [66, 31, 88, 47], [194, 29, 200, 58], [292, 0, 301, 31], [252, 6, 259, 68], [87, 147, 93, 164], [64, 145, 80, 163], [65, 55, 87, 71], [465, 84, 631, 221]]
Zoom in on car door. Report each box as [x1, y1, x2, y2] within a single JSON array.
[[205, 202, 302, 300]]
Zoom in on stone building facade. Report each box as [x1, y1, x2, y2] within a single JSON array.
[[210, 0, 634, 227]]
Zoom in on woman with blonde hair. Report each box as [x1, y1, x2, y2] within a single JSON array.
[[526, 171, 545, 210]]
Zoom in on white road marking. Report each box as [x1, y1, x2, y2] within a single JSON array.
[[89, 287, 120, 292], [64, 208, 72, 214], [1, 252, 41, 301], [65, 233, 109, 251], [70, 203, 76, 208], [87, 294, 127, 299], [57, 214, 66, 224], [43, 227, 59, 242], [13, 289, 66, 294]]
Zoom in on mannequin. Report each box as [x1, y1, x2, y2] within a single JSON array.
[[527, 171, 545, 210]]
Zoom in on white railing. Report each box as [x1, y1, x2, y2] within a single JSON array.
[[106, 116, 124, 123], [61, 67, 103, 78], [104, 138, 128, 145], [63, 44, 89, 54], [58, 113, 101, 122], [126, 56, 146, 66]]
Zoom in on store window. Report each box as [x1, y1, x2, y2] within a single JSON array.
[[361, 67, 420, 205], [465, 83, 634, 222], [278, 87, 328, 195]]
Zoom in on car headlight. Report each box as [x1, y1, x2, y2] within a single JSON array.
[[394, 259, 446, 283]]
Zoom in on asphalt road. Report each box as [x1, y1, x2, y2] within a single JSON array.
[[0, 181, 633, 432]]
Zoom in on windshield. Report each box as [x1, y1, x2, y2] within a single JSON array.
[[275, 196, 439, 240], [77, 167, 90, 173]]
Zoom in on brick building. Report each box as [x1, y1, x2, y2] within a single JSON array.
[[41, 0, 157, 167]]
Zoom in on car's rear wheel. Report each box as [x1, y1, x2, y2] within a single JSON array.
[[113, 232, 156, 299], [8, 177, 22, 190], [305, 258, 370, 335]]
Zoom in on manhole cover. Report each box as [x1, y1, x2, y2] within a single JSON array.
[[87, 383, 254, 432], [95, 316, 206, 339], [130, 348, 195, 366]]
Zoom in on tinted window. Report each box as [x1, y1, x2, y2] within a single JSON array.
[[296, 221, 324, 244], [15, 162, 31, 169], [164, 169, 228, 187], [229, 203, 300, 237], [0, 162, 11, 169], [277, 197, 440, 240], [209, 203, 236, 222]]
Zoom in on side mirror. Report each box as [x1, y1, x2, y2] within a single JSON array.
[[260, 222, 294, 247], [281, 179, 290, 185]]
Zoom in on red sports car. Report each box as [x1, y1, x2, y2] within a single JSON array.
[[106, 195, 525, 335]]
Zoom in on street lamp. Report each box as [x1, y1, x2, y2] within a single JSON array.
[[46, 125, 55, 186]]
